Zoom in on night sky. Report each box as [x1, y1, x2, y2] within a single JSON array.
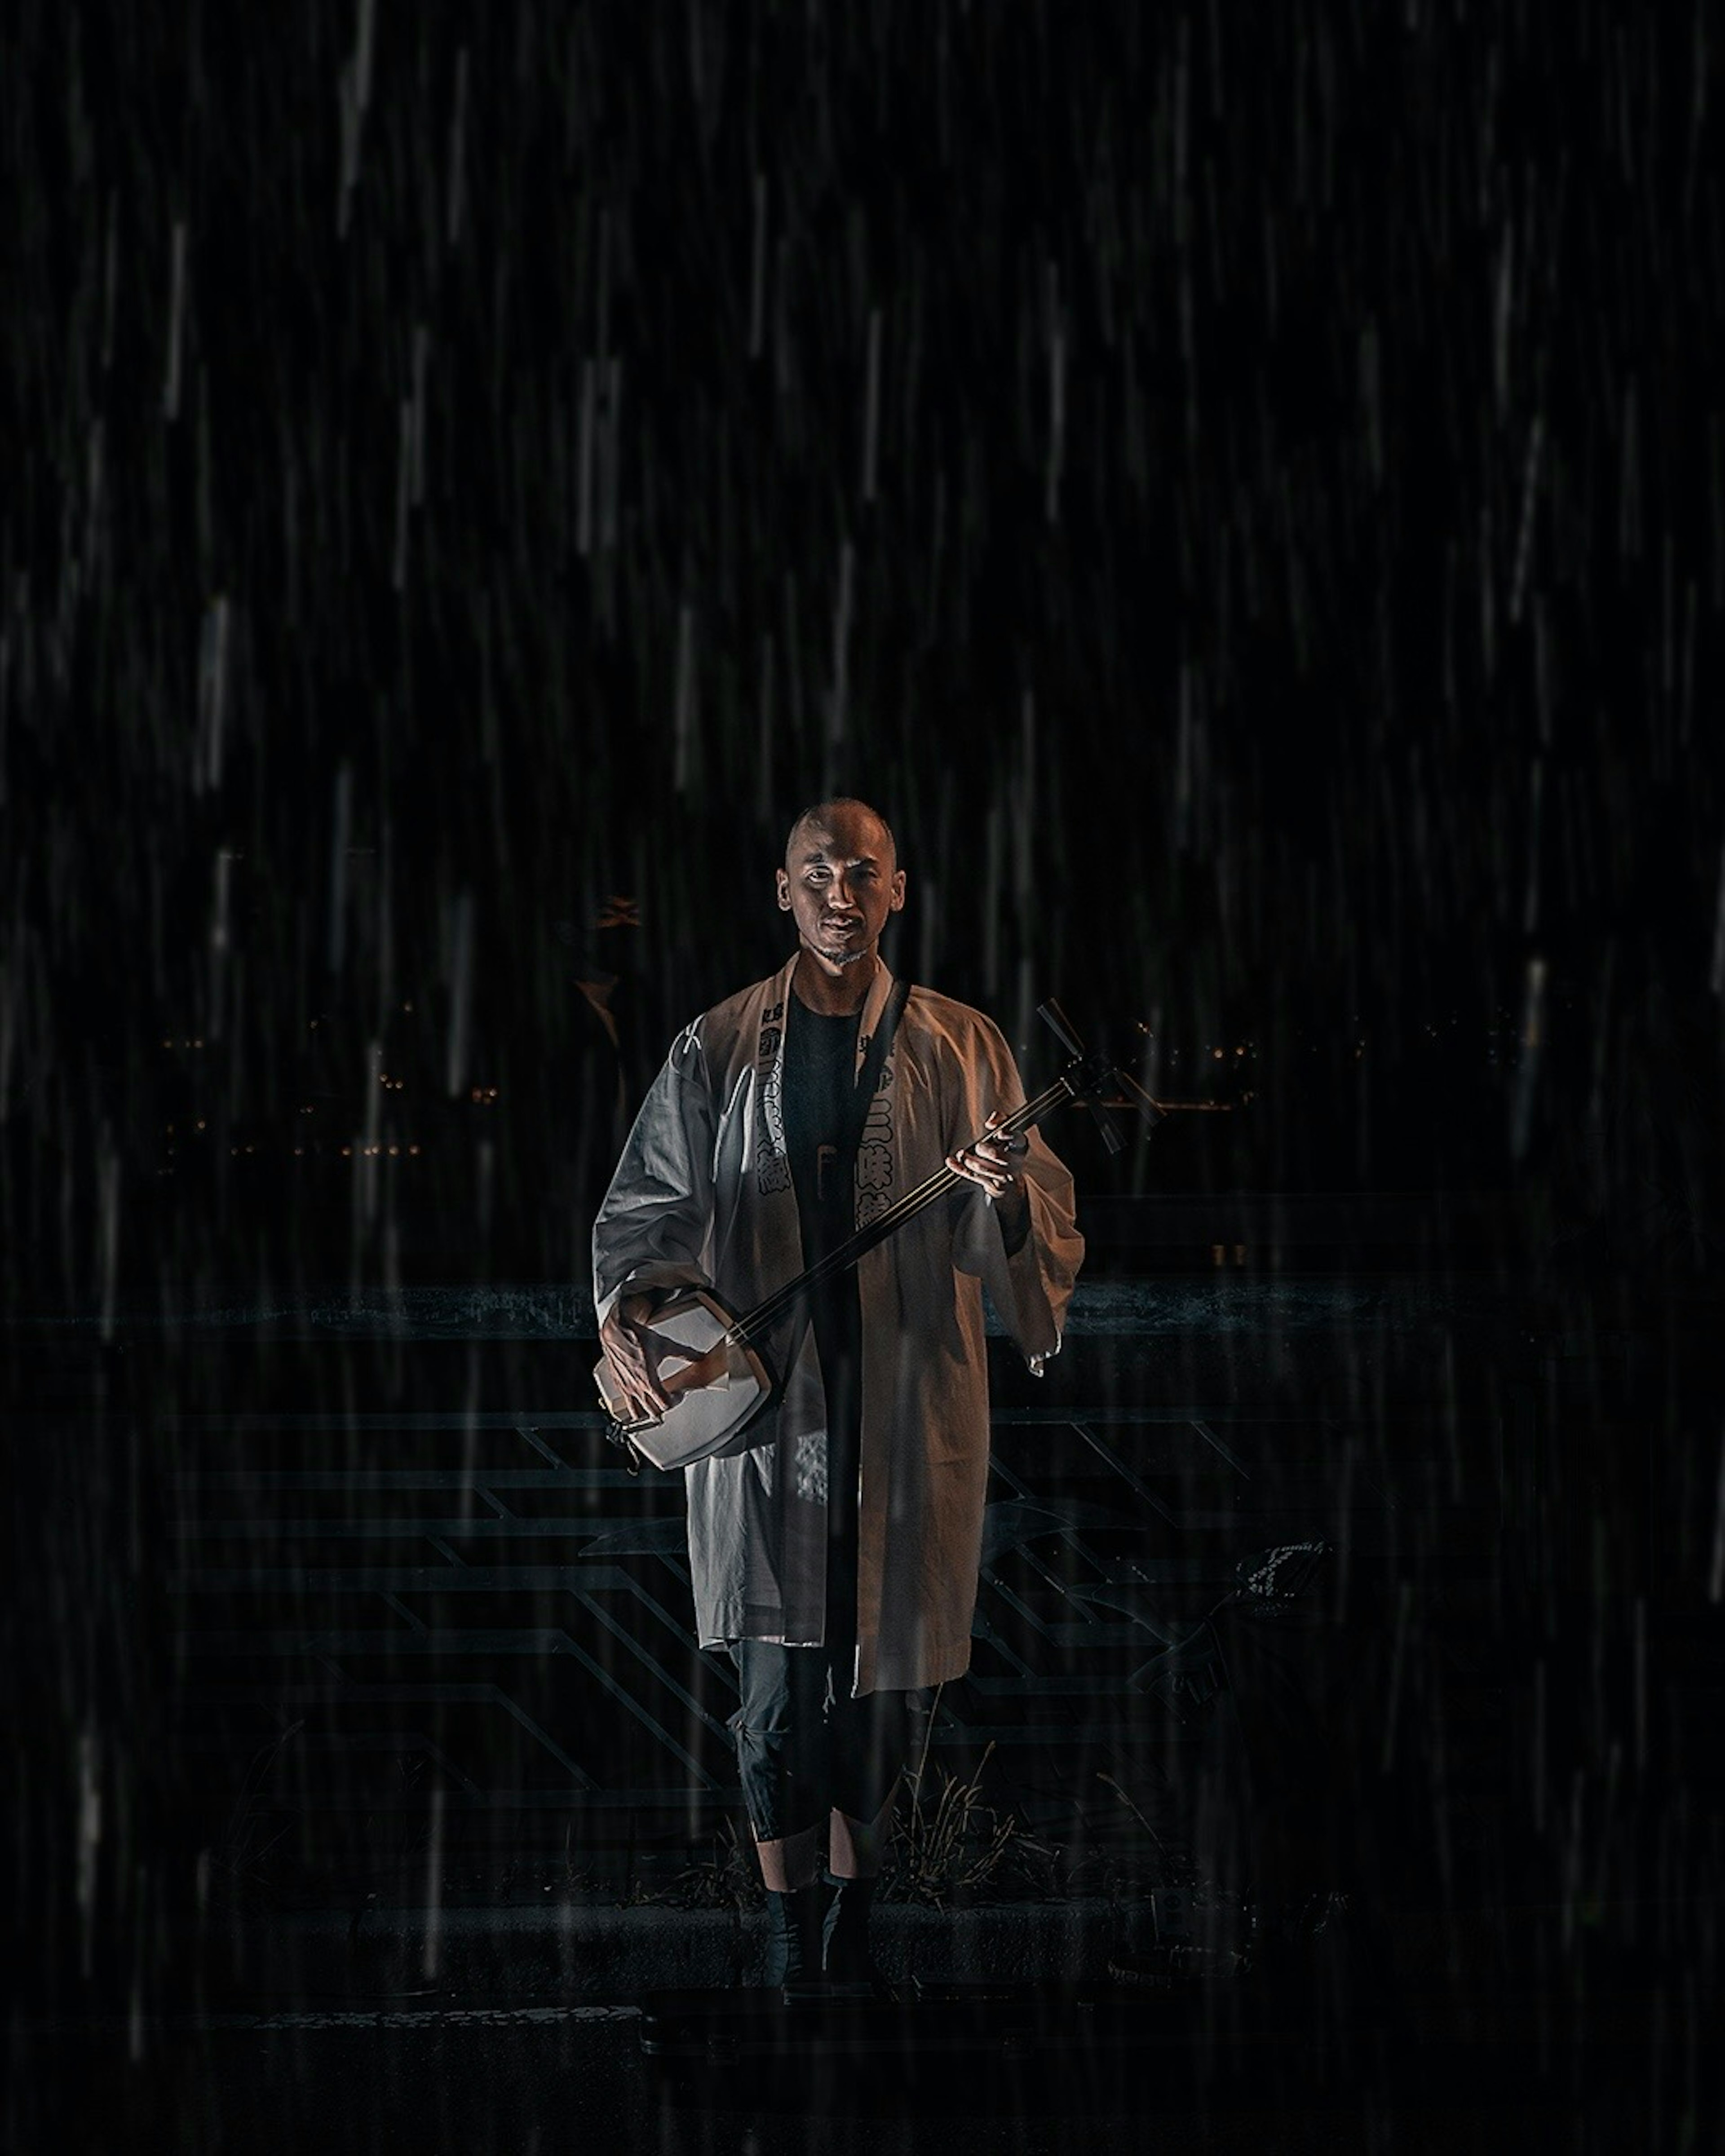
[[6, 0, 1720, 1296]]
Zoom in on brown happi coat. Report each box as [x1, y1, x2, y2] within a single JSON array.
[[593, 956, 1084, 1695]]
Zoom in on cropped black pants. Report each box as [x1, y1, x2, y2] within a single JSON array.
[[726, 1233, 924, 1846], [728, 1638, 920, 1844]]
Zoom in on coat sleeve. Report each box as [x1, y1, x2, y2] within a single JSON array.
[[949, 1018, 1084, 1372], [591, 1020, 719, 1325]]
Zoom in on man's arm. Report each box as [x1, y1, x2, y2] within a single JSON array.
[[591, 1021, 718, 1420], [597, 1291, 674, 1424], [948, 1110, 1032, 1253], [946, 1020, 1084, 1370]]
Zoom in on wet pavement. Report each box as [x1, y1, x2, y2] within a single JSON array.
[[19, 1993, 1685, 2156], [12, 1252, 1722, 2153]]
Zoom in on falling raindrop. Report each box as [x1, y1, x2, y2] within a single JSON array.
[[161, 218, 187, 422], [861, 307, 882, 506], [445, 888, 473, 1097]]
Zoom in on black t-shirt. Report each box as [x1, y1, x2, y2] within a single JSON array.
[[780, 996, 866, 1640], [780, 1001, 862, 1261]]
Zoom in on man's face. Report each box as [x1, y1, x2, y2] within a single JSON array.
[[776, 808, 906, 971]]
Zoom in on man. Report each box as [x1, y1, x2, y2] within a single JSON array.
[[593, 799, 1083, 1986]]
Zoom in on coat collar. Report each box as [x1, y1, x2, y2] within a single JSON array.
[[772, 952, 898, 1081]]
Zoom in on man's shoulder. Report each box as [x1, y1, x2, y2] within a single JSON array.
[[904, 985, 1010, 1056], [704, 971, 788, 1022], [679, 973, 785, 1051]]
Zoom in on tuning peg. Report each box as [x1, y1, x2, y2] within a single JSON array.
[[1036, 999, 1086, 1058], [1037, 1000, 1132, 1152], [1089, 1103, 1128, 1155], [1114, 1068, 1169, 1131]]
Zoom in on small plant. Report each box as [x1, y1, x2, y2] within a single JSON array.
[[203, 1720, 304, 1913], [1094, 1772, 1172, 1861], [654, 1818, 761, 1912], [556, 1820, 603, 1898], [879, 1735, 1028, 1905]]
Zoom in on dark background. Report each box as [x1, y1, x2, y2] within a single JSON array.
[[6, 0, 1720, 1293], [6, 0, 1724, 2140]]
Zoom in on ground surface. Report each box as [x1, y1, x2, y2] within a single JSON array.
[[20, 2006, 1678, 2156]]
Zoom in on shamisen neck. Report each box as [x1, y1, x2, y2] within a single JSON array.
[[790, 945, 879, 1016]]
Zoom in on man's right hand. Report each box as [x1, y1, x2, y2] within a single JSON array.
[[599, 1291, 674, 1426]]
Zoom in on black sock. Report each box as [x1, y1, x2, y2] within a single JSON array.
[[762, 1886, 825, 1985], [822, 1875, 879, 1979]]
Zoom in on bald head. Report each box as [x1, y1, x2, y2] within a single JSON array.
[[784, 797, 898, 874]]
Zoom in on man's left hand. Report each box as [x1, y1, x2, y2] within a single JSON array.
[[947, 1112, 1029, 1206]]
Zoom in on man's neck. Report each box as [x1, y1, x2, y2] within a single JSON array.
[[791, 948, 877, 1016]]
